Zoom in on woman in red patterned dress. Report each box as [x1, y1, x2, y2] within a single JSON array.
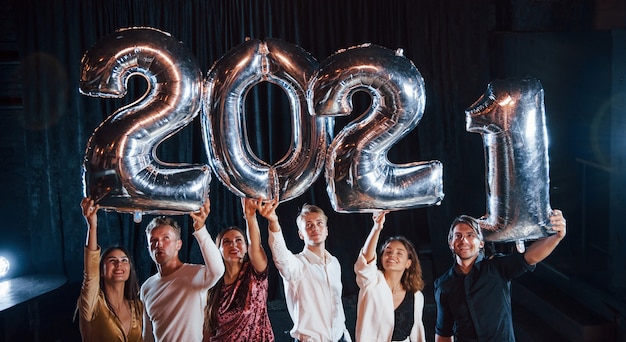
[[203, 197, 274, 341]]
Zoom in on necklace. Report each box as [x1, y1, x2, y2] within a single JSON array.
[[391, 283, 401, 294]]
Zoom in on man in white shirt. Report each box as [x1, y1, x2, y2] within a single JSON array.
[[140, 198, 225, 342], [258, 198, 351, 342]]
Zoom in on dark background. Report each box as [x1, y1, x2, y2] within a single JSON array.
[[0, 0, 625, 341]]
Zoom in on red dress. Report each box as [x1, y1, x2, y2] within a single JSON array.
[[208, 261, 274, 342]]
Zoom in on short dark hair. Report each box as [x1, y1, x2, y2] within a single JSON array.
[[447, 215, 484, 243]]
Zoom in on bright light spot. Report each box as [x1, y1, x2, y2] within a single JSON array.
[[133, 211, 143, 223], [498, 95, 515, 106], [525, 109, 537, 142], [0, 256, 9, 277], [0, 281, 9, 297]]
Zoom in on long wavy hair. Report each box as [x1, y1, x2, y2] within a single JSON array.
[[100, 246, 142, 316], [74, 245, 142, 322], [204, 226, 249, 337], [378, 236, 424, 293]]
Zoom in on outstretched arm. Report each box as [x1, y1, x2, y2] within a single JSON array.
[[79, 197, 102, 322], [241, 197, 269, 273], [190, 197, 211, 231], [258, 197, 281, 233], [258, 197, 303, 280], [362, 211, 387, 263], [190, 197, 225, 284], [80, 197, 100, 251], [524, 209, 567, 265]]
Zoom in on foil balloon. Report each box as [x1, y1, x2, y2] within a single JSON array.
[[79, 27, 211, 215], [466, 78, 553, 243], [310, 44, 444, 213], [203, 38, 326, 202]]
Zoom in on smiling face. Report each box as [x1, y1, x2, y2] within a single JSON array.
[[449, 222, 484, 262], [297, 211, 329, 247], [101, 248, 130, 284], [148, 225, 182, 266], [381, 240, 412, 273], [219, 229, 247, 263]]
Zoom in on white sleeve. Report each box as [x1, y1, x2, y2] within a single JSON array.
[[193, 226, 225, 287], [268, 229, 303, 282]]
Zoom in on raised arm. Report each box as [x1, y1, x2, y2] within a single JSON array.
[[189, 197, 225, 284], [190, 197, 211, 231], [80, 197, 100, 251], [241, 197, 269, 273], [258, 197, 281, 233], [524, 209, 567, 265], [78, 197, 102, 322], [361, 211, 387, 263], [258, 197, 303, 280]]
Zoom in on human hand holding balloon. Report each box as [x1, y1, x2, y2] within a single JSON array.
[[372, 210, 388, 231], [190, 198, 211, 231]]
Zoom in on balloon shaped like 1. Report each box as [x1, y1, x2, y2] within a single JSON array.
[[203, 38, 326, 202], [79, 27, 211, 215], [311, 44, 444, 212], [466, 78, 553, 242]]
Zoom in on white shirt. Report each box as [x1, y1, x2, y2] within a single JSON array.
[[269, 230, 351, 342], [354, 253, 425, 342], [141, 227, 224, 342]]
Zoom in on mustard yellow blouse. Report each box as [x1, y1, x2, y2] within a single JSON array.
[[78, 247, 143, 342]]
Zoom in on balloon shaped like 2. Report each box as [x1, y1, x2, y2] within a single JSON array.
[[466, 78, 553, 243], [80, 27, 211, 215], [203, 38, 326, 202], [310, 44, 444, 212]]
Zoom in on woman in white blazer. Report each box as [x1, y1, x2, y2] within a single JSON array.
[[354, 211, 426, 342]]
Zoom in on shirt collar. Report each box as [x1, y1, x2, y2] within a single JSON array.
[[453, 252, 485, 276], [302, 247, 331, 265]]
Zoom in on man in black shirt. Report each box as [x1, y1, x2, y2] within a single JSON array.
[[434, 210, 566, 342]]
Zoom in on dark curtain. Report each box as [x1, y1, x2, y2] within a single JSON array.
[[10, 0, 492, 298]]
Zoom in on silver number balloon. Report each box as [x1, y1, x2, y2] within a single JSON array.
[[466, 78, 553, 242], [203, 38, 326, 202], [311, 44, 444, 212], [80, 27, 210, 215]]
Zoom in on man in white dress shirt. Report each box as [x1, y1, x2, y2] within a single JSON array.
[[258, 198, 351, 342]]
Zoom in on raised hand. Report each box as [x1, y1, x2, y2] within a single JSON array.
[[258, 197, 279, 223], [190, 197, 211, 231]]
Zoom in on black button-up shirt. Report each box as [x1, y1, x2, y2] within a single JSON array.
[[434, 253, 535, 342]]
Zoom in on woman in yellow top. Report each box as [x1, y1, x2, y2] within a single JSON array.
[[77, 198, 143, 341]]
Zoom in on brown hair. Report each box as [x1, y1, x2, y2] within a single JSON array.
[[378, 236, 424, 292], [100, 246, 142, 316], [447, 215, 484, 257], [204, 227, 249, 337], [145, 216, 182, 239]]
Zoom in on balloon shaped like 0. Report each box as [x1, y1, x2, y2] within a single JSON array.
[[203, 38, 326, 201], [80, 27, 211, 214], [466, 78, 553, 242], [311, 44, 444, 212]]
